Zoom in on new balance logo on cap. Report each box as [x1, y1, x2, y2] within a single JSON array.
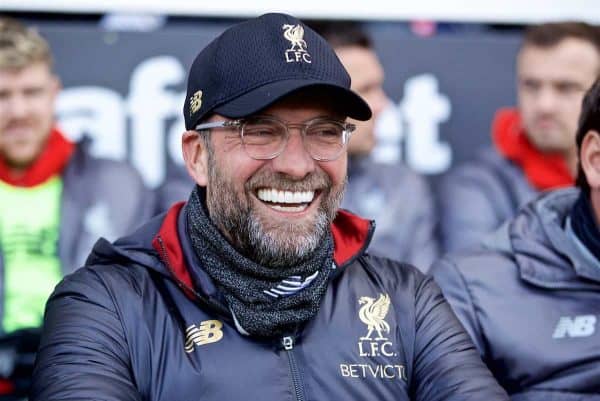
[[552, 315, 597, 339], [189, 90, 203, 116]]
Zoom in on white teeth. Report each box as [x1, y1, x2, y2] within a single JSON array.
[[264, 189, 272, 202], [257, 189, 315, 204], [292, 192, 304, 203]]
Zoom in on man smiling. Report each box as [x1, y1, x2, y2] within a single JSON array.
[[32, 13, 507, 400], [188, 91, 348, 272]]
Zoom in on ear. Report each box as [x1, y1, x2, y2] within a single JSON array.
[[182, 130, 209, 186], [580, 130, 600, 190]]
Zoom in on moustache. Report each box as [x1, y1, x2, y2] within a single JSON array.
[[245, 169, 332, 193]]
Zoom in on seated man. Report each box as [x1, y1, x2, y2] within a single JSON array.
[[31, 13, 507, 401], [308, 20, 438, 270], [439, 22, 599, 252], [432, 79, 600, 399], [0, 18, 153, 333]]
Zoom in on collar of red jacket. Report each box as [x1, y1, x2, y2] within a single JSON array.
[[152, 203, 372, 297], [492, 108, 574, 191], [0, 127, 75, 187]]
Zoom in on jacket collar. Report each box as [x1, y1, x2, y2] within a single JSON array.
[[151, 203, 374, 299], [509, 189, 600, 289], [151, 202, 197, 300]]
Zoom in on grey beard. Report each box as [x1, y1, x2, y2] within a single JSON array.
[[243, 199, 331, 267], [205, 166, 345, 268]]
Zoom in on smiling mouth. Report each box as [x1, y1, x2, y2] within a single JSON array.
[[256, 188, 316, 212]]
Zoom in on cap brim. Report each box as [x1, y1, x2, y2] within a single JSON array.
[[213, 79, 372, 121]]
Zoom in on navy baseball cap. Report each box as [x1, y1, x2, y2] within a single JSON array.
[[183, 13, 372, 130]]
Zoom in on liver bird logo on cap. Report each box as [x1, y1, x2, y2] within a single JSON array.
[[282, 24, 307, 51], [282, 24, 311, 63]]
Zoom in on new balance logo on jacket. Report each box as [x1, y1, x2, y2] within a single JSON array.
[[184, 320, 224, 353], [552, 315, 597, 339]]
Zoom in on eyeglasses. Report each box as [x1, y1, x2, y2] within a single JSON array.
[[195, 116, 356, 161]]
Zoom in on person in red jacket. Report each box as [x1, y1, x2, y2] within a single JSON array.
[[439, 22, 599, 253], [0, 18, 153, 396]]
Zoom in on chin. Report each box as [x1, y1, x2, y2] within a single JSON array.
[[3, 152, 38, 169]]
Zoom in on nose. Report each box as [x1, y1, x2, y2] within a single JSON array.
[[6, 94, 29, 119], [269, 129, 316, 178], [535, 86, 559, 113]]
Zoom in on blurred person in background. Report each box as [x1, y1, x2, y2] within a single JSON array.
[[295, 20, 438, 270], [439, 22, 600, 253], [0, 17, 153, 395], [431, 78, 600, 399]]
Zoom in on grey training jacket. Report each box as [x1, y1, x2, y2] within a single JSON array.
[[432, 189, 600, 400], [342, 156, 438, 271], [438, 147, 537, 253], [0, 139, 155, 332]]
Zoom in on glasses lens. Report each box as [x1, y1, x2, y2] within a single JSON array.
[[305, 121, 346, 161], [242, 119, 286, 159]]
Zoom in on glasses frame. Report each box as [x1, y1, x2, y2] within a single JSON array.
[[195, 116, 356, 161]]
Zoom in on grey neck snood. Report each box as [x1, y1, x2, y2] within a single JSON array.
[[185, 186, 333, 338]]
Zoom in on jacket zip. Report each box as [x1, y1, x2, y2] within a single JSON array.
[[282, 336, 306, 401]]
